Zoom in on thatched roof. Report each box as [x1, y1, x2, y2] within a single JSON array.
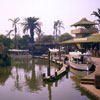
[[71, 18, 97, 28], [62, 33, 100, 44]]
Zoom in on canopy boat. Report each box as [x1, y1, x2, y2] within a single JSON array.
[[68, 51, 93, 71], [8, 49, 32, 58], [48, 48, 65, 61]]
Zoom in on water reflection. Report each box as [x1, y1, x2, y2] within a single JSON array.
[[0, 58, 95, 100], [0, 67, 12, 85], [11, 59, 41, 92], [11, 58, 58, 92], [69, 69, 96, 100], [70, 68, 91, 77], [43, 71, 69, 100]]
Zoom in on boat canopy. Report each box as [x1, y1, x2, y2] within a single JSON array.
[[8, 49, 29, 52], [48, 48, 59, 53], [69, 51, 92, 57]]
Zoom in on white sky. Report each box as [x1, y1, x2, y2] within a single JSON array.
[[0, 0, 100, 37]]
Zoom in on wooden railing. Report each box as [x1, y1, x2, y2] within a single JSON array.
[[71, 27, 98, 34]]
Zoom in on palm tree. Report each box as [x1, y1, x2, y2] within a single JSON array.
[[53, 21, 57, 40], [91, 8, 100, 30], [21, 17, 42, 43], [8, 17, 20, 48], [6, 30, 13, 39], [53, 20, 64, 40]]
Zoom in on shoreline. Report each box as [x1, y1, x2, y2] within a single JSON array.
[[33, 55, 100, 99], [80, 57, 100, 100]]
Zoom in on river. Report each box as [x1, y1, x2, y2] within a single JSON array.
[[0, 58, 96, 100]]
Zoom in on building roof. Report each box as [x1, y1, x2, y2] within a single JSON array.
[[71, 18, 97, 28], [62, 33, 100, 44]]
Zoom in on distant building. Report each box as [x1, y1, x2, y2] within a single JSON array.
[[71, 17, 98, 38], [62, 18, 100, 56]]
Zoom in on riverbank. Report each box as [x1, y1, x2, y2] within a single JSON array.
[[33, 55, 100, 99], [80, 57, 100, 99]]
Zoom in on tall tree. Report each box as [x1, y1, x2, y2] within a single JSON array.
[[53, 20, 64, 40], [8, 17, 20, 48], [21, 17, 42, 43], [91, 8, 100, 30]]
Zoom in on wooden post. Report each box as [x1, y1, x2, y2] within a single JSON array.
[[59, 46, 61, 61], [55, 81, 58, 87], [47, 51, 51, 76], [55, 72, 57, 79], [66, 72, 68, 79], [42, 73, 45, 78]]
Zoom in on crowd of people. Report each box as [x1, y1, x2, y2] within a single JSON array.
[[64, 45, 100, 57]]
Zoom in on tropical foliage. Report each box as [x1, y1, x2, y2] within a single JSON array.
[[21, 17, 42, 43], [58, 33, 73, 42], [91, 8, 100, 30], [0, 35, 12, 49], [6, 29, 13, 39], [0, 43, 11, 66], [17, 35, 31, 49], [40, 35, 54, 43], [9, 17, 20, 48], [53, 20, 64, 40]]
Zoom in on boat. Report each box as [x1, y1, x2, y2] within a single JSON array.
[[68, 51, 93, 71], [49, 48, 65, 61], [8, 49, 32, 58]]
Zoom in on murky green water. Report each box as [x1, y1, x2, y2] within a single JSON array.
[[0, 58, 96, 100]]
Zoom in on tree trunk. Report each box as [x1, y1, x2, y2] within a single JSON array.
[[30, 29, 34, 43], [15, 25, 17, 49], [55, 28, 57, 40]]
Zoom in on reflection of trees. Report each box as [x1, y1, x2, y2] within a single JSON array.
[[12, 58, 42, 92], [14, 67, 22, 91], [70, 75, 81, 90], [11, 58, 59, 92], [11, 58, 31, 91], [25, 59, 41, 91], [35, 58, 59, 69], [11, 58, 32, 71], [35, 59, 48, 65], [0, 67, 12, 85]]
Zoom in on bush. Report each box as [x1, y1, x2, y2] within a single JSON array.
[[0, 54, 11, 66]]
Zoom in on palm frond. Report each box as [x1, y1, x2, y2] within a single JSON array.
[[8, 18, 13, 22], [98, 8, 100, 15], [92, 11, 100, 18]]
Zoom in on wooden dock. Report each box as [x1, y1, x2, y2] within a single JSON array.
[[43, 63, 69, 82], [33, 55, 69, 82]]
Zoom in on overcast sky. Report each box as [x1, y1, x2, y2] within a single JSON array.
[[0, 0, 100, 37]]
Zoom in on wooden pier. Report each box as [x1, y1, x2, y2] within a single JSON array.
[[43, 63, 69, 82], [33, 55, 69, 82]]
